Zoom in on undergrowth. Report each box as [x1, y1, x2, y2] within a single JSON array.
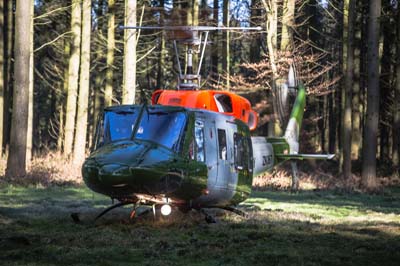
[[1, 153, 399, 192]]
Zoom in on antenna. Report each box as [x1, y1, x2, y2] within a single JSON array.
[[120, 25, 263, 90]]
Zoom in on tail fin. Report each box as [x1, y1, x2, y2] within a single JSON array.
[[284, 83, 306, 154]]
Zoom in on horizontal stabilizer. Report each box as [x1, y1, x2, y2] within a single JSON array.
[[276, 154, 335, 160]]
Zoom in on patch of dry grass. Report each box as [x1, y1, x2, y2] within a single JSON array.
[[253, 162, 400, 192], [0, 152, 82, 186]]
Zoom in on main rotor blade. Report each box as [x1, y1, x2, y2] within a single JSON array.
[[119, 25, 263, 31]]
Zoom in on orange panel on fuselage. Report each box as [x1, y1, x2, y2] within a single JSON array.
[[152, 89, 258, 131]]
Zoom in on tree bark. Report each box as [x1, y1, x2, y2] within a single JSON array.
[[6, 0, 32, 178], [104, 0, 115, 106], [343, 0, 355, 179], [73, 0, 91, 165], [122, 0, 136, 104], [361, 0, 381, 189], [281, 0, 295, 51], [64, 0, 81, 157]]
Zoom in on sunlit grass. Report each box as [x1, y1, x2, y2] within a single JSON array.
[[1, 185, 399, 266]]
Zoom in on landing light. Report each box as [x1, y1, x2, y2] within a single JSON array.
[[161, 204, 172, 216]]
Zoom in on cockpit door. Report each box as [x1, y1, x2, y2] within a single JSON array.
[[203, 119, 218, 186]]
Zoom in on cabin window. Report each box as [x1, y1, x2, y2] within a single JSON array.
[[234, 133, 251, 170], [195, 120, 205, 162], [214, 94, 233, 113], [218, 129, 227, 160]]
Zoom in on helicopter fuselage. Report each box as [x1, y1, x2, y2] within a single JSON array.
[[82, 104, 263, 209]]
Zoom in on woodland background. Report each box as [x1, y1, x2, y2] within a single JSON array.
[[0, 0, 399, 191]]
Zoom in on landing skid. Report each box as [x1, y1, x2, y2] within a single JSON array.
[[76, 200, 248, 224], [199, 206, 248, 223], [94, 201, 135, 221]]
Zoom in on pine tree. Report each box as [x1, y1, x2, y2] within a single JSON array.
[[6, 0, 32, 178], [64, 0, 82, 157], [0, 0, 4, 157], [73, 0, 91, 165], [361, 0, 381, 189], [122, 0, 136, 104], [393, 6, 400, 171], [343, 0, 356, 179], [105, 0, 115, 106]]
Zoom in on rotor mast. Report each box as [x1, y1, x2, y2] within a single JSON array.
[[120, 25, 262, 90]]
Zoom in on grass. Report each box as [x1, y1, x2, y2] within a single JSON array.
[[0, 185, 400, 266]]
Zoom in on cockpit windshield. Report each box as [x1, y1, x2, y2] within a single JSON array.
[[134, 110, 187, 151], [94, 109, 138, 149], [93, 106, 187, 153]]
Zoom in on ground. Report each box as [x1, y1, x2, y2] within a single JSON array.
[[1, 184, 399, 266]]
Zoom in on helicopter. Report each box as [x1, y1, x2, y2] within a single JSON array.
[[82, 26, 334, 222]]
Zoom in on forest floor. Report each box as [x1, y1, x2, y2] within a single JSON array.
[[1, 183, 400, 266]]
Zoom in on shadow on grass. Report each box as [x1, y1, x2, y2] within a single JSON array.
[[0, 209, 399, 266], [246, 187, 400, 215]]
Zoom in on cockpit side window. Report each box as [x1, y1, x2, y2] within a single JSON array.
[[194, 120, 205, 162], [92, 113, 104, 151], [218, 129, 227, 160], [94, 110, 138, 149]]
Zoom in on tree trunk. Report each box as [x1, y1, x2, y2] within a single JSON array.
[[250, 0, 261, 63], [64, 0, 82, 157], [104, 0, 115, 106], [92, 0, 105, 146], [222, 0, 230, 90], [58, 32, 70, 152], [379, 0, 391, 162], [211, 0, 219, 81], [122, 0, 136, 104], [393, 7, 400, 170], [262, 0, 279, 135], [3, 0, 13, 154], [361, 0, 381, 189], [157, 0, 165, 89], [73, 0, 91, 165], [26, 1, 34, 168], [351, 5, 362, 160], [343, 0, 356, 179], [0, 0, 4, 157], [6, 0, 32, 178], [193, 0, 199, 26], [281, 0, 295, 51]]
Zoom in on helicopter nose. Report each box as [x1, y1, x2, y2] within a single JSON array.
[[129, 167, 183, 194], [82, 140, 184, 196]]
